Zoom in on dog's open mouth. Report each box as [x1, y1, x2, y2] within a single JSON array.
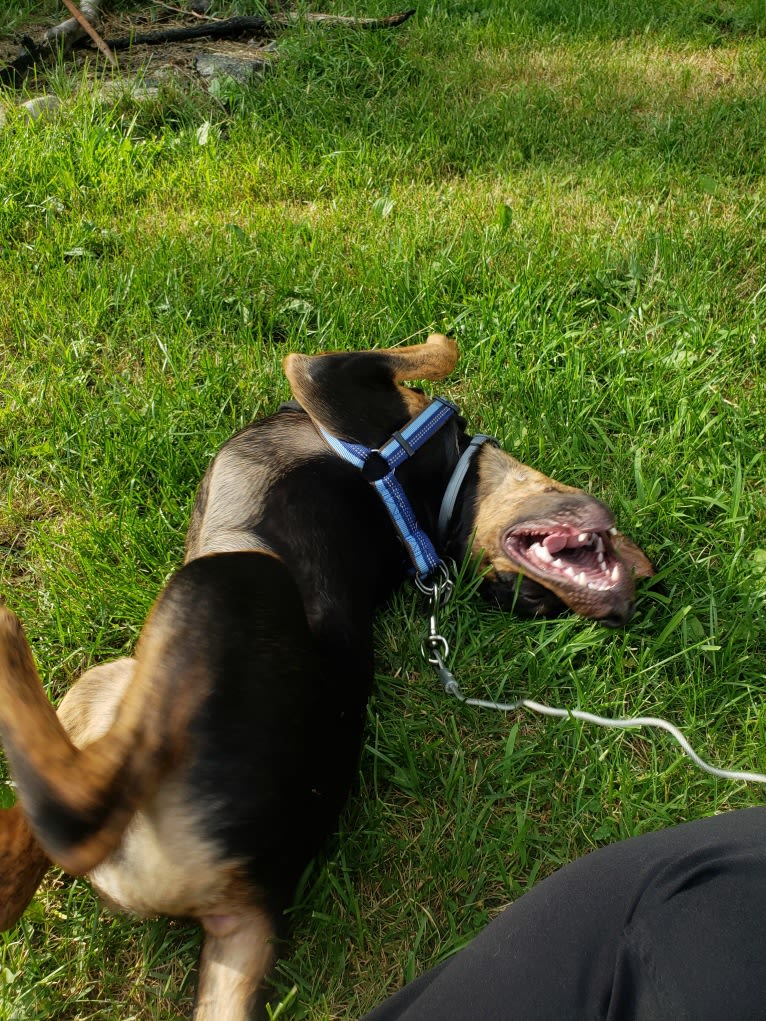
[[503, 525, 622, 594]]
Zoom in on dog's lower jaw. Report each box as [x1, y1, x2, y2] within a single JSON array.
[[482, 571, 636, 626]]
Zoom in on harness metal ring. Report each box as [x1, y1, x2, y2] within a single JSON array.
[[415, 562, 453, 601]]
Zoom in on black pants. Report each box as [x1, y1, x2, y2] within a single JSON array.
[[362, 807, 766, 1020]]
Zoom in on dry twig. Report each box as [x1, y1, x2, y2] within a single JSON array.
[[60, 0, 116, 65]]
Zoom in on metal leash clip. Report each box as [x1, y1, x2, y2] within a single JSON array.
[[418, 564, 461, 700]]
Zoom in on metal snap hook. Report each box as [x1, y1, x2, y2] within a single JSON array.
[[420, 633, 449, 665]]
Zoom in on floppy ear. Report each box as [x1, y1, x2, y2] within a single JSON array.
[[283, 333, 458, 447]]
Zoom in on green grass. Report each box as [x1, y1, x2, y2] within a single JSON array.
[[2, 0, 766, 1017]]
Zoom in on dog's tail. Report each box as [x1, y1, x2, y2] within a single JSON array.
[[0, 560, 221, 880]]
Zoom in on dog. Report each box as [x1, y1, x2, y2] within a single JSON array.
[[0, 334, 652, 1019]]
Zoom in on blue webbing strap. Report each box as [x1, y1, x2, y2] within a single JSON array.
[[318, 397, 457, 580]]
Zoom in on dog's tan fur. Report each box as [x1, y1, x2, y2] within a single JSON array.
[[56, 659, 246, 920], [0, 805, 49, 930], [0, 587, 214, 876], [185, 420, 321, 561], [196, 910, 277, 1021]]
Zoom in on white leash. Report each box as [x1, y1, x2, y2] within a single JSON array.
[[420, 576, 766, 786]]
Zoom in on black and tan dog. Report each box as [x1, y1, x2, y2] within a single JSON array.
[[0, 335, 651, 1019]]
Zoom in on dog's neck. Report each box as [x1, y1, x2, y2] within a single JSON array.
[[251, 405, 472, 655], [277, 398, 478, 580], [315, 396, 459, 583]]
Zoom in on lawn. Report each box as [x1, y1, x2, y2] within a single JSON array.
[[1, 0, 766, 1017]]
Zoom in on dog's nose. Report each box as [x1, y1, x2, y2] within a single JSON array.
[[600, 600, 636, 628]]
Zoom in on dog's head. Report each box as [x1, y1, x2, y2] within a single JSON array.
[[449, 442, 653, 626], [284, 334, 652, 626]]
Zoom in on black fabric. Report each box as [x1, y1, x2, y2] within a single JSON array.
[[362, 807, 766, 1021]]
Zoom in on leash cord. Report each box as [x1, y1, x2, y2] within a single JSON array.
[[422, 585, 766, 787]]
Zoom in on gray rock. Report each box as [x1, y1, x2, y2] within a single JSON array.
[[20, 94, 61, 121], [97, 80, 161, 103], [195, 50, 273, 85]]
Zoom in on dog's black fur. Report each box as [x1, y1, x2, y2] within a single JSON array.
[[0, 335, 652, 1019]]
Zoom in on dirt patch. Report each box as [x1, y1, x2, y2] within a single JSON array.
[[0, 7, 277, 96]]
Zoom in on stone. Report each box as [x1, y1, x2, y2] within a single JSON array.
[[20, 94, 61, 121], [195, 49, 273, 85]]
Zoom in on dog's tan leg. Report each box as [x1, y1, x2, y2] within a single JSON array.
[[194, 910, 277, 1021], [0, 805, 50, 929]]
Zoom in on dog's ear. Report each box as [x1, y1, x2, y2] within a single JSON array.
[[283, 334, 458, 446]]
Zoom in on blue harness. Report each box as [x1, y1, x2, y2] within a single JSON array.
[[319, 397, 496, 584]]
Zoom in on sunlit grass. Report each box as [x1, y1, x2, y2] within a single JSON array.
[[2, 0, 766, 1017]]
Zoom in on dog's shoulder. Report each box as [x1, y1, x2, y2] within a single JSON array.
[[185, 408, 326, 561]]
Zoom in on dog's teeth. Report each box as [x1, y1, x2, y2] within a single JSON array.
[[553, 558, 565, 569], [611, 564, 621, 581], [564, 565, 576, 578], [598, 553, 606, 570], [578, 532, 590, 544], [608, 527, 617, 536], [535, 544, 553, 563], [596, 535, 604, 553], [576, 571, 587, 586]]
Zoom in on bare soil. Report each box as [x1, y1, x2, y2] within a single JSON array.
[[0, 7, 275, 94]]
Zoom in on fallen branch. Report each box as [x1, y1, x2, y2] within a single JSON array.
[[0, 0, 101, 87], [0, 6, 415, 89], [60, 0, 115, 66], [99, 14, 270, 48], [44, 0, 101, 51], [94, 9, 415, 50], [276, 10, 415, 28], [0, 37, 39, 89]]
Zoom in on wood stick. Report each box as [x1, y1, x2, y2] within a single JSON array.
[[0, 0, 102, 86], [59, 0, 116, 65], [95, 10, 415, 50], [0, 6, 414, 87], [43, 0, 100, 50]]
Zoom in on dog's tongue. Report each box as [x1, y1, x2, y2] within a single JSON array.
[[543, 533, 572, 554]]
